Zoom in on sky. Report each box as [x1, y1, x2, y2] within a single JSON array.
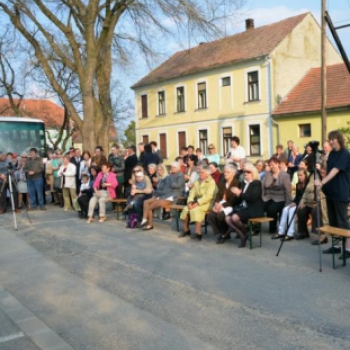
[[125, 0, 350, 96]]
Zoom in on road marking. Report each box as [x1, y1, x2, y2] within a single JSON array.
[[0, 332, 25, 344]]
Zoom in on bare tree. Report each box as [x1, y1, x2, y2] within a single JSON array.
[[0, 0, 246, 151]]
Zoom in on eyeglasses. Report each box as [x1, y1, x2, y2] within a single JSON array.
[[244, 170, 252, 174], [208, 148, 214, 150], [21, 156, 27, 158]]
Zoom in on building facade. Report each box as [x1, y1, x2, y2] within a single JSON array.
[[132, 13, 341, 164], [272, 63, 350, 147]]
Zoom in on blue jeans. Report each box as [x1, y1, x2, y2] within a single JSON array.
[[133, 193, 152, 222], [27, 177, 44, 208]]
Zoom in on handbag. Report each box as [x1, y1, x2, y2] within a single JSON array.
[[53, 176, 62, 191], [126, 213, 138, 228], [231, 203, 244, 214]]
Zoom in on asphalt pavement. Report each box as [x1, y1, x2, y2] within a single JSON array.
[[0, 204, 349, 350]]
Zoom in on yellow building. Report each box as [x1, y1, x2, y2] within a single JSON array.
[[272, 63, 350, 147], [131, 13, 341, 164]]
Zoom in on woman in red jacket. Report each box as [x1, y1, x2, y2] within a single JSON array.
[[87, 163, 118, 223]]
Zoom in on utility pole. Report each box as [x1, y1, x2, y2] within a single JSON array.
[[321, 0, 327, 143]]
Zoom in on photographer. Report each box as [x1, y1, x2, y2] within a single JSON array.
[[0, 152, 20, 214], [316, 130, 350, 258]]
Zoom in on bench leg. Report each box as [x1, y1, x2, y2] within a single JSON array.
[[332, 236, 336, 269], [116, 203, 120, 220], [342, 237, 347, 267], [204, 214, 208, 235], [259, 228, 262, 248], [176, 210, 180, 232], [249, 222, 253, 250]]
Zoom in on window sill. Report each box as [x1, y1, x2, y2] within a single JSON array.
[[175, 111, 186, 114], [156, 114, 167, 118], [195, 107, 208, 111], [140, 117, 149, 119], [244, 100, 261, 104]]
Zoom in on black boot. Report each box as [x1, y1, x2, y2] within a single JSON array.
[[162, 212, 171, 220]]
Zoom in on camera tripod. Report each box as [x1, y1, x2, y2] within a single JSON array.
[[276, 142, 323, 272], [0, 172, 31, 230]]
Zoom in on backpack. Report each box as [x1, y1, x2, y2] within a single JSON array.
[[127, 213, 138, 228]]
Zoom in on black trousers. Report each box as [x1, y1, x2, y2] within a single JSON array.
[[311, 205, 323, 234], [297, 205, 313, 235], [0, 179, 19, 210], [326, 199, 349, 229], [207, 210, 228, 236], [77, 194, 92, 215], [263, 200, 285, 233]]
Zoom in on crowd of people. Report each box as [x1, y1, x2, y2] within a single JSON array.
[[0, 131, 349, 258]]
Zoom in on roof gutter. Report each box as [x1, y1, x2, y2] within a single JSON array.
[[272, 105, 350, 118]]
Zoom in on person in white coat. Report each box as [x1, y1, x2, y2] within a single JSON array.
[[58, 155, 77, 211]]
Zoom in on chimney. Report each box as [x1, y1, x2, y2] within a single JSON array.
[[245, 18, 254, 31]]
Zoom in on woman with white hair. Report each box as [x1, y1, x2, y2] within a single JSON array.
[[206, 165, 241, 243], [225, 164, 264, 248], [179, 166, 217, 241], [141, 164, 173, 230]]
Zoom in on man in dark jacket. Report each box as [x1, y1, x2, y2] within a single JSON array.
[[109, 144, 125, 198], [23, 147, 45, 210], [124, 146, 138, 195], [141, 144, 160, 169], [70, 148, 82, 194]]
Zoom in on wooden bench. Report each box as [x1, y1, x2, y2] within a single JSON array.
[[107, 198, 127, 220], [248, 217, 274, 249], [169, 204, 209, 234], [319, 226, 350, 269]]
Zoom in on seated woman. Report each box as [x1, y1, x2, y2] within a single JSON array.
[[77, 166, 99, 218], [206, 164, 241, 243], [184, 155, 198, 193], [291, 159, 308, 196], [148, 163, 158, 191], [87, 163, 118, 223], [124, 171, 147, 212], [126, 165, 153, 227], [272, 169, 307, 241], [225, 164, 263, 248], [141, 164, 172, 230], [179, 166, 217, 241], [262, 157, 292, 233], [296, 167, 326, 240], [161, 162, 186, 220]]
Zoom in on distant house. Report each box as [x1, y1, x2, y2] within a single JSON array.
[[0, 98, 72, 151], [272, 63, 350, 146], [131, 12, 341, 163]]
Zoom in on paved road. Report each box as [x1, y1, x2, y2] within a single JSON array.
[[0, 206, 350, 349]]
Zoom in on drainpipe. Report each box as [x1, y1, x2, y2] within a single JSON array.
[[266, 56, 273, 157], [271, 117, 280, 145]]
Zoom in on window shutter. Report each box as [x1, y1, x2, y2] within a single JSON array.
[[141, 95, 148, 118], [159, 133, 167, 159]]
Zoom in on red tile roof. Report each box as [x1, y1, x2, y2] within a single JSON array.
[[132, 13, 309, 88], [272, 63, 350, 116], [0, 98, 64, 128]]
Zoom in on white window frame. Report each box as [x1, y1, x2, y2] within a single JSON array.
[[196, 127, 210, 153], [196, 79, 208, 110], [139, 92, 149, 119], [174, 85, 186, 113], [246, 122, 263, 156], [158, 130, 169, 159], [221, 125, 234, 157], [176, 129, 188, 154], [245, 67, 261, 103]]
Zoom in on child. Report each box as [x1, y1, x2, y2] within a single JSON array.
[[123, 171, 147, 212], [73, 173, 90, 215]]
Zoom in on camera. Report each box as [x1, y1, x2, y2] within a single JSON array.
[[7, 162, 13, 170]]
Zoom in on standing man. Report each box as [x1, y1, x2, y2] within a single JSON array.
[[150, 141, 163, 163], [24, 148, 46, 211], [109, 144, 125, 198], [284, 140, 294, 160], [70, 148, 82, 194], [225, 136, 245, 168], [138, 142, 145, 163], [124, 145, 138, 195], [317, 130, 350, 258], [322, 139, 332, 165]]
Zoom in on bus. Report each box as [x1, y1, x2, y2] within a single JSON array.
[[0, 117, 46, 157]]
